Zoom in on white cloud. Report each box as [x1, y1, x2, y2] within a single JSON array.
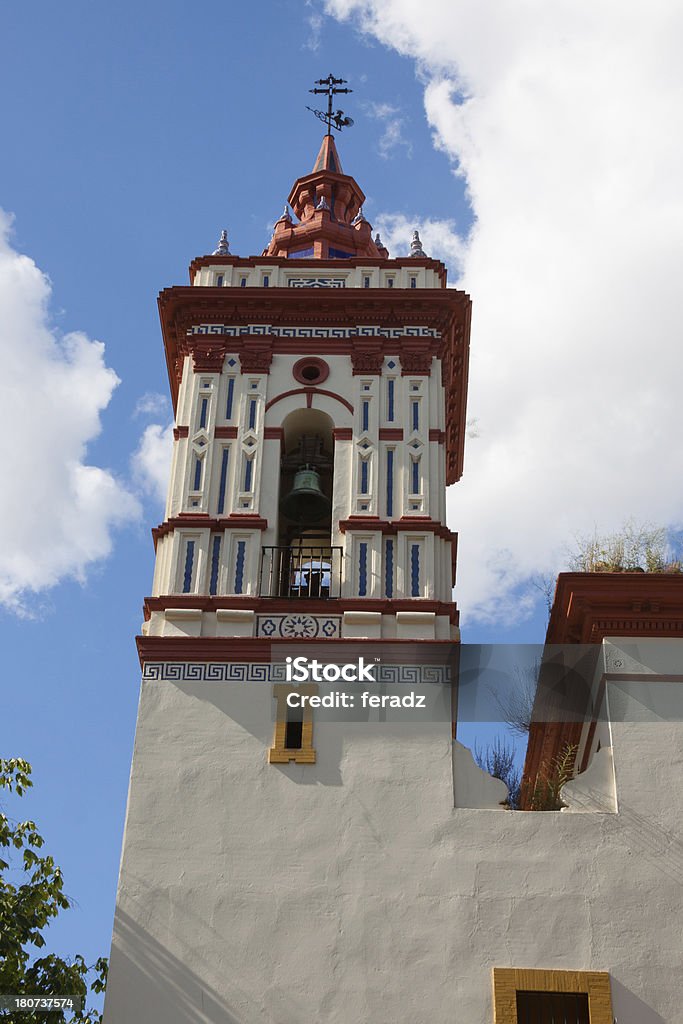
[[372, 212, 465, 271], [134, 391, 170, 418], [304, 1, 324, 51], [131, 423, 173, 506], [326, 0, 683, 625], [364, 101, 413, 158], [0, 210, 140, 613]]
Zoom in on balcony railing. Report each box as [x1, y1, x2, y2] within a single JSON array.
[[259, 546, 343, 599]]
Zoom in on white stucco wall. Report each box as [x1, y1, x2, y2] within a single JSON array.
[[104, 639, 683, 1024]]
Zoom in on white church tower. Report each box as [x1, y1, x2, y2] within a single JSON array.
[[105, 81, 683, 1024]]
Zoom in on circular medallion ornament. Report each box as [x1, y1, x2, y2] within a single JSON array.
[[293, 357, 330, 385]]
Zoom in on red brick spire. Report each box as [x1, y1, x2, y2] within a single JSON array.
[[264, 135, 385, 260]]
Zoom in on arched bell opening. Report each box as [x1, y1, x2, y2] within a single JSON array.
[[263, 409, 341, 599]]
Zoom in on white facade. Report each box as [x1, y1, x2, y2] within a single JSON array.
[[104, 638, 683, 1023]]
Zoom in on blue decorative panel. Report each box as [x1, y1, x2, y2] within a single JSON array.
[[209, 536, 221, 596], [360, 459, 368, 495], [358, 542, 368, 597], [288, 277, 345, 287], [386, 449, 394, 517], [328, 247, 353, 259], [412, 401, 419, 431], [387, 379, 395, 421], [412, 458, 419, 495], [226, 377, 235, 419], [244, 458, 253, 492], [385, 539, 394, 598], [362, 400, 369, 432], [182, 540, 195, 594], [234, 540, 246, 595], [193, 457, 202, 491], [256, 615, 341, 639], [288, 247, 315, 258], [199, 397, 208, 429], [411, 544, 420, 597], [217, 448, 230, 515], [248, 399, 257, 430]]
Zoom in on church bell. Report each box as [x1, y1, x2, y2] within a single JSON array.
[[280, 466, 331, 523]]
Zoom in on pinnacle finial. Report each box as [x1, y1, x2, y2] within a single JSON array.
[[213, 229, 230, 256], [409, 229, 427, 258], [316, 195, 331, 211], [352, 206, 367, 225]]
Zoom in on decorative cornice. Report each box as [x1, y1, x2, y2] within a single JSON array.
[[141, 598, 459, 629], [338, 516, 456, 542], [152, 514, 268, 549]]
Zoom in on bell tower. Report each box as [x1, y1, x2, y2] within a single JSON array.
[[105, 87, 471, 1023], [142, 127, 470, 654]]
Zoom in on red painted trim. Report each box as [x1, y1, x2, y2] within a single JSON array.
[[379, 428, 404, 440], [173, 426, 189, 440], [152, 514, 268, 549], [429, 429, 446, 443], [333, 427, 353, 440], [292, 357, 330, 385], [338, 517, 456, 541], [137, 631, 460, 666], [214, 426, 238, 438], [265, 387, 354, 414], [264, 427, 285, 441]]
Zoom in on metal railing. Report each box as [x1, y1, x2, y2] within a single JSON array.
[[259, 546, 343, 599]]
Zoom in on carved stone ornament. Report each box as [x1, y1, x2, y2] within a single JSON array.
[[351, 343, 384, 375], [239, 341, 274, 374], [187, 339, 228, 372]]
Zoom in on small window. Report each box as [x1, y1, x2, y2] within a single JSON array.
[[240, 277, 247, 287], [262, 274, 270, 288], [410, 276, 417, 288], [216, 274, 224, 287], [387, 277, 394, 288], [492, 968, 613, 1024], [284, 717, 303, 750], [363, 276, 370, 288], [269, 685, 317, 764]]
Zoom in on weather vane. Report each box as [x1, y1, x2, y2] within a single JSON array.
[[307, 73, 354, 134]]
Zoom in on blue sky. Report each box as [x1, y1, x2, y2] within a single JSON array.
[[2, 0, 681, 1005]]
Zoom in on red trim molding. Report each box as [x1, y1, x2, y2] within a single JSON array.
[[137, 633, 459, 666], [379, 428, 404, 440], [429, 429, 445, 443], [264, 427, 285, 441], [152, 514, 268, 549], [333, 427, 353, 440], [173, 426, 189, 440], [214, 426, 238, 438], [265, 387, 354, 414], [338, 517, 456, 542]]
